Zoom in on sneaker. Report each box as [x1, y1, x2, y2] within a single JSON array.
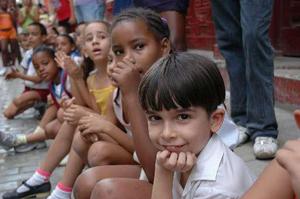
[[236, 126, 249, 146], [0, 131, 19, 150], [15, 141, 47, 153], [253, 136, 278, 159], [0, 67, 7, 76], [2, 180, 51, 199]]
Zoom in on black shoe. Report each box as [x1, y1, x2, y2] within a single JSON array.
[[2, 180, 51, 199]]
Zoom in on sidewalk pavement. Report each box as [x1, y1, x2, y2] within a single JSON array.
[[0, 59, 299, 197]]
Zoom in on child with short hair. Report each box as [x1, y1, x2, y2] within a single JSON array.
[[141, 52, 255, 199], [3, 22, 49, 119]]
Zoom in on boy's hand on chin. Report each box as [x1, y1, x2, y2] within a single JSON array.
[[156, 150, 197, 173]]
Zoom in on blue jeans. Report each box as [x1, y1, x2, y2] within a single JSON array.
[[211, 0, 278, 140], [75, 2, 105, 23]]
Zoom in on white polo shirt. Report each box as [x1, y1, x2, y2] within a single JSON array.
[[172, 134, 256, 199]]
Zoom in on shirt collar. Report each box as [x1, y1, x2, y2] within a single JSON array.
[[179, 134, 225, 196]]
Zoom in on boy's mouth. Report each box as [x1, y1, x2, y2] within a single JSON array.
[[163, 144, 185, 153]]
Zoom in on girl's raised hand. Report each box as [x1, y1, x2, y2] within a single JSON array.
[[156, 150, 197, 173], [276, 139, 300, 197], [111, 58, 141, 95], [55, 51, 83, 79]]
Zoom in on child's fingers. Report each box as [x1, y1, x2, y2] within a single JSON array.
[[176, 152, 187, 171], [65, 97, 75, 108], [182, 152, 196, 172], [165, 152, 178, 170]]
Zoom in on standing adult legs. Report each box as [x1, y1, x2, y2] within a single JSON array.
[[160, 11, 187, 51], [240, 0, 278, 140], [211, 0, 247, 127]]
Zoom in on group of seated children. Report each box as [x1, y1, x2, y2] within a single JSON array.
[[0, 7, 299, 199]]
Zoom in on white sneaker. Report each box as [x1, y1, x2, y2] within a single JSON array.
[[236, 126, 249, 146], [0, 67, 7, 76], [253, 136, 278, 159]]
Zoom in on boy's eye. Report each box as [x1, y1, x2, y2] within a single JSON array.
[[177, 114, 190, 121], [148, 115, 161, 122]]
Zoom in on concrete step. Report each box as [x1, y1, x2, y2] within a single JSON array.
[[189, 50, 300, 107]]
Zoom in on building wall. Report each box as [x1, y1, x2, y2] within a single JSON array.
[[185, 0, 216, 50]]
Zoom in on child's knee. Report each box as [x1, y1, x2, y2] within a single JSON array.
[[74, 171, 98, 198], [3, 104, 17, 119], [72, 132, 89, 160], [45, 123, 58, 139], [87, 142, 111, 167], [91, 179, 116, 199]]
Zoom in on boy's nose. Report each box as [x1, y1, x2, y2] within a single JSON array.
[[161, 123, 176, 140]]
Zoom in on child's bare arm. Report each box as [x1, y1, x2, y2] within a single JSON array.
[[6, 69, 42, 83], [242, 160, 294, 199], [111, 59, 158, 182], [152, 164, 173, 199], [17, 73, 42, 83], [70, 77, 86, 106], [276, 139, 300, 198]]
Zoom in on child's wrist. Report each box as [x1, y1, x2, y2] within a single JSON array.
[[155, 162, 173, 176]]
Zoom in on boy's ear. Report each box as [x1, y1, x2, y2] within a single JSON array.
[[210, 108, 225, 133], [160, 38, 171, 55]]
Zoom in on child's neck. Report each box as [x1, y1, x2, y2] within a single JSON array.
[[53, 70, 61, 85], [94, 59, 107, 75]]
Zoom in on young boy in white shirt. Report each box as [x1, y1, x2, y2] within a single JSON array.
[[138, 52, 256, 199]]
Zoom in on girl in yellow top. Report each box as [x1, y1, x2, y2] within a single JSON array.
[[87, 72, 115, 115]]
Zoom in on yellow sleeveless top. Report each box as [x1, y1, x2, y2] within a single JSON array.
[[88, 74, 115, 115]]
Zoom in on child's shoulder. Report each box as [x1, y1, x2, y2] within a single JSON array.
[[186, 135, 255, 197]]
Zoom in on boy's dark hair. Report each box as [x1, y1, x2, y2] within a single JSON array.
[[29, 22, 47, 36], [111, 8, 170, 41], [33, 45, 55, 59], [139, 52, 225, 114]]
